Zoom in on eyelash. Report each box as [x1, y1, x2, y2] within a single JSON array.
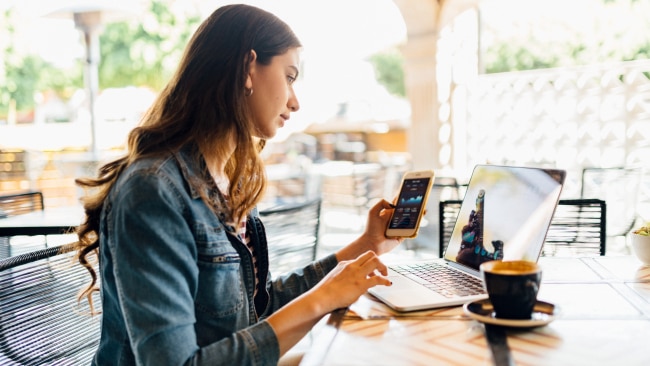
[[287, 75, 297, 84]]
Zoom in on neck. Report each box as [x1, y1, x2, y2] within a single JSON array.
[[207, 167, 229, 194], [200, 136, 236, 193]]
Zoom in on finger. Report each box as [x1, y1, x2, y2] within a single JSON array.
[[375, 261, 389, 276], [385, 232, 406, 242], [368, 267, 389, 278], [355, 250, 377, 266], [359, 254, 389, 276], [368, 274, 392, 287], [369, 198, 394, 216]]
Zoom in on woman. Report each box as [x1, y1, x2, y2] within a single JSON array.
[[74, 4, 402, 365]]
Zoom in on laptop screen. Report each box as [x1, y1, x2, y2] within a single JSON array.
[[443, 165, 566, 270]]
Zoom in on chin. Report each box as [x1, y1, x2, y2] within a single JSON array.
[[258, 131, 276, 140], [266, 128, 280, 139]]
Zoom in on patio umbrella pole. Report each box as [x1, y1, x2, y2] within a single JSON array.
[[74, 11, 101, 162]]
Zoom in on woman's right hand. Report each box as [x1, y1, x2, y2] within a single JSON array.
[[310, 250, 392, 312], [266, 250, 392, 356]]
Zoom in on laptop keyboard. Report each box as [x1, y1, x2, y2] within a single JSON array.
[[391, 262, 486, 299]]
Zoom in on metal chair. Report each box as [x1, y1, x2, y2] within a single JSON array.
[[411, 177, 461, 253], [0, 191, 44, 217], [259, 198, 322, 277], [438, 199, 463, 258], [438, 198, 607, 258], [0, 244, 101, 365], [580, 167, 643, 250], [0, 191, 46, 258]]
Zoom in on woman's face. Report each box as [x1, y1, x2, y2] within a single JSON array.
[[246, 48, 301, 139]]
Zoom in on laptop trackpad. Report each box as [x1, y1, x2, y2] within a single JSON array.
[[370, 275, 447, 302]]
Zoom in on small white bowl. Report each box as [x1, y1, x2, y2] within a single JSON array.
[[631, 233, 650, 265]]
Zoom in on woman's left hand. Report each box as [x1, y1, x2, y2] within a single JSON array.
[[361, 199, 404, 255], [335, 199, 403, 262]]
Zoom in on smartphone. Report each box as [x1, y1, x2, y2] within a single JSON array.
[[385, 170, 435, 238]]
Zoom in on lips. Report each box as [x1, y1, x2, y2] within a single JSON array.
[[280, 114, 289, 127]]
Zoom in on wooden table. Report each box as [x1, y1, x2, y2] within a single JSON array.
[[0, 206, 83, 236], [300, 256, 650, 365]]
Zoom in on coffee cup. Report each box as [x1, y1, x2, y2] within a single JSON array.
[[479, 260, 542, 319]]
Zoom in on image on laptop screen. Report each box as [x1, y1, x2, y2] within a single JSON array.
[[443, 165, 566, 270]]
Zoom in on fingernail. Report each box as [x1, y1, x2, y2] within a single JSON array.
[[389, 203, 396, 208]]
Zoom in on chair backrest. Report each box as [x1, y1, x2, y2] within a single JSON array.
[[438, 198, 607, 258], [580, 167, 642, 238], [438, 199, 463, 258], [543, 198, 607, 256], [259, 198, 321, 277], [0, 191, 47, 259], [0, 191, 44, 217], [0, 244, 101, 365]]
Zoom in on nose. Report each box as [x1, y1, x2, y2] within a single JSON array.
[[288, 90, 300, 112]]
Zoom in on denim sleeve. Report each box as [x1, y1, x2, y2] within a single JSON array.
[[261, 254, 339, 316], [106, 170, 279, 365]]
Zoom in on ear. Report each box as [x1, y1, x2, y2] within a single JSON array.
[[245, 50, 257, 90]]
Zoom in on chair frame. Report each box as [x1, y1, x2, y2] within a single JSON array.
[[0, 191, 44, 217], [580, 166, 642, 238], [0, 191, 47, 259], [259, 198, 322, 277], [0, 197, 321, 363], [438, 198, 607, 258], [0, 244, 101, 365]]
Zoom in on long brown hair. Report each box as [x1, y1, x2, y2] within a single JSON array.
[[74, 4, 301, 309]]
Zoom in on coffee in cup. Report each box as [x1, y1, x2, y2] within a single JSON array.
[[479, 260, 542, 319]]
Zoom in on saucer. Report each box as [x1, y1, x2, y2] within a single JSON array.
[[463, 299, 557, 328]]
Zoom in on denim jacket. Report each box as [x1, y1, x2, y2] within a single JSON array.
[[93, 147, 338, 366]]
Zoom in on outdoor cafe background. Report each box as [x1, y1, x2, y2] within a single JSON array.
[[2, 0, 650, 255]]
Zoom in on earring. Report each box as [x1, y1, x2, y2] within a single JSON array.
[[245, 88, 253, 97]]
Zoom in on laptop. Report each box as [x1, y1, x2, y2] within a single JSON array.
[[368, 164, 566, 312]]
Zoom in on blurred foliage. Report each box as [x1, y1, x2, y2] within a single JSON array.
[[1, 8, 83, 120], [624, 41, 650, 61], [3, 0, 650, 120], [0, 8, 18, 114], [485, 43, 560, 74], [99, 0, 201, 90], [485, 52, 647, 76], [0, 0, 200, 120], [368, 51, 406, 97], [368, 1, 649, 94], [482, 0, 650, 73], [485, 37, 650, 74]]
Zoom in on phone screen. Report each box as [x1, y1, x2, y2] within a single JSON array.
[[388, 177, 431, 229]]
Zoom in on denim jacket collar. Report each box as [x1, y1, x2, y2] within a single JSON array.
[[174, 145, 208, 200]]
